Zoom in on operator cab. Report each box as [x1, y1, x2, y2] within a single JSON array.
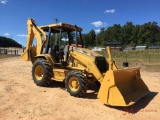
[[40, 23, 83, 65]]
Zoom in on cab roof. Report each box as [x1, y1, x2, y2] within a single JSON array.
[[39, 23, 83, 32]]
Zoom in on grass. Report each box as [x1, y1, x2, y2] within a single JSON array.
[[142, 64, 160, 72], [97, 49, 160, 72], [1, 50, 160, 72]]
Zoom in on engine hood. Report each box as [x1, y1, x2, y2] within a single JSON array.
[[72, 47, 103, 58]]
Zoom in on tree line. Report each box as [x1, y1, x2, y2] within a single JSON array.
[[0, 36, 22, 48], [2, 21, 159, 49], [82, 21, 160, 48]]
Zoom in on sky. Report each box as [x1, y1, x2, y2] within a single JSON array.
[[0, 0, 160, 47]]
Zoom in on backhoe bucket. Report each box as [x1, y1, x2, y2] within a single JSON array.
[[97, 68, 150, 106]]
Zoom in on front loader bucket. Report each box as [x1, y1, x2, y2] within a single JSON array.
[[97, 68, 150, 106]]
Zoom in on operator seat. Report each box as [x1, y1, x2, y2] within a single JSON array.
[[48, 45, 59, 63]]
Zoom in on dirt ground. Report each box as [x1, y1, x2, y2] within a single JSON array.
[[0, 56, 159, 120]]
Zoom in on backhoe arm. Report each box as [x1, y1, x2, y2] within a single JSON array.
[[21, 18, 47, 61]]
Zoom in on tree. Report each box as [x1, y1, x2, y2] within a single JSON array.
[[0, 36, 22, 47], [96, 28, 106, 46], [105, 24, 122, 42], [83, 21, 160, 47], [82, 30, 96, 47], [121, 22, 134, 45]]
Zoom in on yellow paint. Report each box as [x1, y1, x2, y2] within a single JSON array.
[[21, 18, 150, 107], [68, 77, 80, 91], [34, 65, 44, 80], [51, 69, 69, 82], [98, 68, 150, 106]]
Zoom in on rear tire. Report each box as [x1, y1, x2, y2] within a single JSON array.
[[65, 70, 87, 97], [32, 58, 53, 87]]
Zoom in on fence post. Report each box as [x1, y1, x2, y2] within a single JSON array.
[[125, 52, 128, 62], [4, 48, 6, 54], [5, 49, 7, 54]]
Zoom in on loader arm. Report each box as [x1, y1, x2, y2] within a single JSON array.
[[70, 50, 103, 82], [69, 46, 118, 82], [106, 46, 118, 70], [21, 18, 47, 61]]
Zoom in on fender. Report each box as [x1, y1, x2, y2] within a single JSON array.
[[35, 54, 55, 65]]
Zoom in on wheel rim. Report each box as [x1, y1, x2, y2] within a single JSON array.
[[68, 77, 79, 91], [34, 65, 44, 80]]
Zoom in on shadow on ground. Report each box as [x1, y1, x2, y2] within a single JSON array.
[[106, 92, 158, 114], [41, 80, 158, 113], [48, 81, 99, 99], [83, 83, 99, 99], [45, 81, 158, 111]]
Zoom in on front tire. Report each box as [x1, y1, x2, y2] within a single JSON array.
[[65, 70, 87, 97], [32, 58, 53, 87]]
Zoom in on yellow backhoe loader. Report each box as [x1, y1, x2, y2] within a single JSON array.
[[21, 18, 150, 106]]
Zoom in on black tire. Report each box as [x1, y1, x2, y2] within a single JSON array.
[[65, 70, 87, 97], [32, 58, 53, 87]]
